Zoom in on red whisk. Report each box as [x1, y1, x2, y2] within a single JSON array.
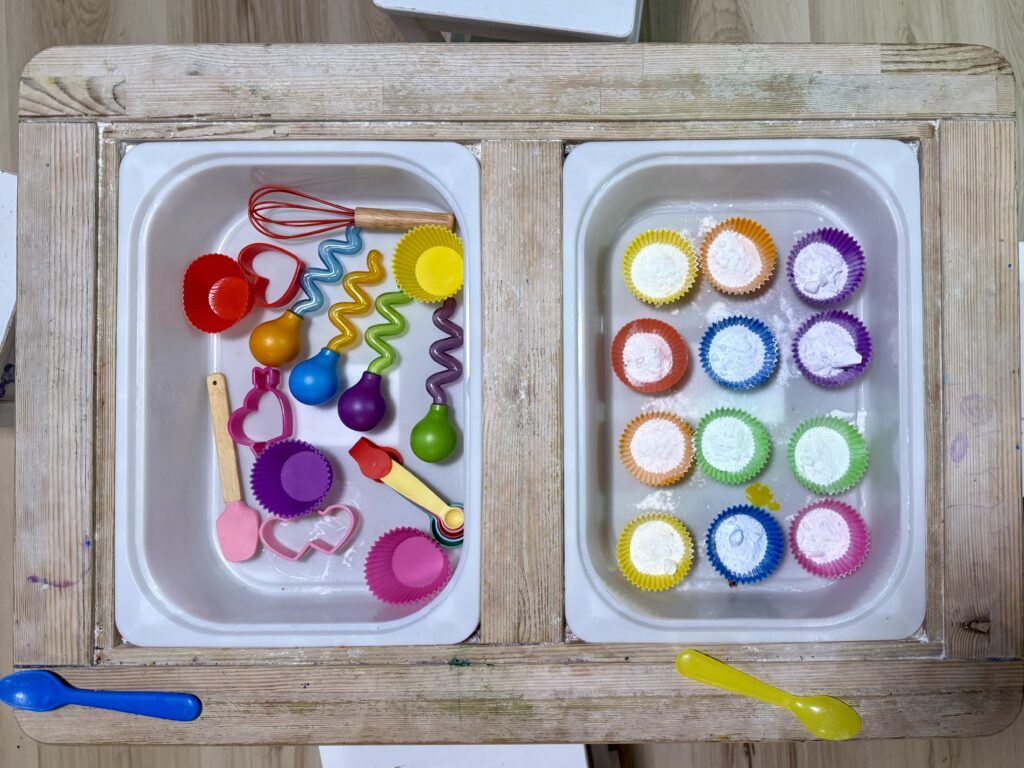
[[248, 186, 456, 239]]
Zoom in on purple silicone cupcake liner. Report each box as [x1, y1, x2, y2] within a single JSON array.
[[792, 310, 872, 388], [251, 439, 334, 519], [786, 227, 865, 306]]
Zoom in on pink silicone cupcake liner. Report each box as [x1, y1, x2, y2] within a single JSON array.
[[789, 500, 870, 578], [250, 439, 333, 519], [365, 527, 452, 605], [792, 310, 872, 387], [786, 227, 865, 306]]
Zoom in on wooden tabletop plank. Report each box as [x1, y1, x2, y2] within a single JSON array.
[[17, 44, 1014, 121], [13, 122, 97, 666], [480, 140, 564, 643], [940, 119, 1023, 659], [12, 659, 1022, 744]]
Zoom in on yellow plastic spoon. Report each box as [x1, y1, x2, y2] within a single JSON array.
[[675, 649, 861, 741]]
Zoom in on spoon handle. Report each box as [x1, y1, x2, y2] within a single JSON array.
[[676, 649, 793, 708], [64, 687, 201, 721]]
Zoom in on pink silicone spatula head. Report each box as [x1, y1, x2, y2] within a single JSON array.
[[207, 374, 261, 562]]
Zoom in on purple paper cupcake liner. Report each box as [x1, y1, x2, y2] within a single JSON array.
[[251, 439, 334, 519], [698, 315, 778, 390], [792, 310, 872, 388], [705, 505, 785, 585], [787, 227, 865, 306]]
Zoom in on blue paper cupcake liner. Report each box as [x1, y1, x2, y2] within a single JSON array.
[[698, 315, 778, 390], [786, 227, 865, 306], [705, 504, 785, 584]]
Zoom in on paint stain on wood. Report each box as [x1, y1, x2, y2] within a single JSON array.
[[26, 575, 75, 589], [949, 432, 969, 463]]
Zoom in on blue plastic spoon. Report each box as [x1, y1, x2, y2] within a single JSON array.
[[0, 670, 201, 722]]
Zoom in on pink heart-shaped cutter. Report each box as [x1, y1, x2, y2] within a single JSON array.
[[259, 504, 360, 561], [227, 366, 294, 456]]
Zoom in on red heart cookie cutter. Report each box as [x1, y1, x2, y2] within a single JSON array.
[[227, 366, 294, 455], [259, 503, 360, 561], [238, 242, 305, 308]]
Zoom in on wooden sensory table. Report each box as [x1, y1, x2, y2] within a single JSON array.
[[13, 44, 1022, 743]]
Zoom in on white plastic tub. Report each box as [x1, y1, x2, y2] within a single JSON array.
[[563, 139, 924, 643], [116, 140, 481, 647]]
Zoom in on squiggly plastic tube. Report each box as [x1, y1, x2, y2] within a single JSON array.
[[366, 291, 413, 375], [325, 249, 386, 353], [425, 298, 463, 406], [290, 226, 363, 316]]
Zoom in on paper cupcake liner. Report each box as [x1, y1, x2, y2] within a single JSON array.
[[250, 439, 333, 518], [787, 227, 865, 306], [700, 218, 777, 296], [618, 411, 694, 487], [611, 318, 689, 393], [787, 416, 869, 495], [616, 513, 694, 591], [364, 527, 452, 605], [698, 315, 778, 390], [695, 408, 772, 485], [705, 504, 784, 584], [789, 500, 870, 579], [792, 310, 872, 388], [622, 229, 699, 306], [392, 226, 465, 303]]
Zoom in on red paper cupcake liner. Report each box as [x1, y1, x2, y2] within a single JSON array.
[[611, 319, 688, 393]]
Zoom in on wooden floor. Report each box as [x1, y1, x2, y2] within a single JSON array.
[[1, 1, 1022, 765]]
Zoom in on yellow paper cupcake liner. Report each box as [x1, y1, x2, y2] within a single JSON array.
[[392, 225, 465, 303], [700, 217, 777, 296], [617, 513, 694, 591], [622, 229, 699, 306], [618, 411, 694, 487]]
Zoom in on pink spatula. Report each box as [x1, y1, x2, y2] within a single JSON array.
[[206, 373, 260, 562]]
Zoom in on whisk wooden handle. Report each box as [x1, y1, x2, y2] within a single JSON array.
[[353, 207, 455, 232], [206, 373, 242, 503]]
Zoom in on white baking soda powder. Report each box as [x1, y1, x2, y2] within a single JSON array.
[[795, 506, 851, 564], [631, 243, 689, 299], [700, 417, 755, 473], [794, 426, 850, 486], [630, 520, 686, 576], [706, 230, 761, 288], [713, 514, 768, 575], [707, 324, 765, 383], [630, 418, 687, 474], [623, 332, 673, 385]]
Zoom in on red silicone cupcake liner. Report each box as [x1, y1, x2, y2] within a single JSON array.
[[182, 253, 254, 333], [787, 227, 865, 306], [789, 500, 870, 579], [611, 319, 688, 393], [792, 310, 872, 388]]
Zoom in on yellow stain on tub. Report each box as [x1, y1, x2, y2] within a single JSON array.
[[745, 482, 780, 512]]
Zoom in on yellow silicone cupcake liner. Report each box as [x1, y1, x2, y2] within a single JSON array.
[[618, 411, 694, 487], [392, 225, 464, 303], [622, 229, 699, 306], [700, 217, 777, 296], [617, 513, 695, 591]]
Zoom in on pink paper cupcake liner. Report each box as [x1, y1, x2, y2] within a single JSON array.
[[786, 227, 865, 306], [365, 527, 452, 605], [789, 500, 870, 578], [792, 310, 872, 387]]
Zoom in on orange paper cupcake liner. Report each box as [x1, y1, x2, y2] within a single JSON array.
[[700, 217, 777, 296], [618, 411, 694, 487], [611, 318, 689, 393]]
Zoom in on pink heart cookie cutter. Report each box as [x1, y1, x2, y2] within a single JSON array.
[[259, 503, 360, 561], [227, 366, 294, 456]]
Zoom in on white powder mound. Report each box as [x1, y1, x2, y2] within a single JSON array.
[[700, 416, 755, 473], [631, 243, 689, 299], [698, 216, 718, 239], [798, 321, 862, 378], [793, 241, 848, 299], [630, 418, 688, 474], [637, 490, 677, 513], [794, 426, 851, 486], [707, 324, 765, 383], [706, 230, 761, 288], [713, 514, 768, 576], [623, 332, 673, 385], [629, 519, 686, 576], [795, 506, 851, 564]]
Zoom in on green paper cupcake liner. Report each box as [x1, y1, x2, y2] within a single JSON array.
[[787, 416, 869, 495], [694, 407, 772, 485]]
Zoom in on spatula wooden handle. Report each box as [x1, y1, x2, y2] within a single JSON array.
[[206, 373, 242, 503], [353, 207, 455, 232]]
